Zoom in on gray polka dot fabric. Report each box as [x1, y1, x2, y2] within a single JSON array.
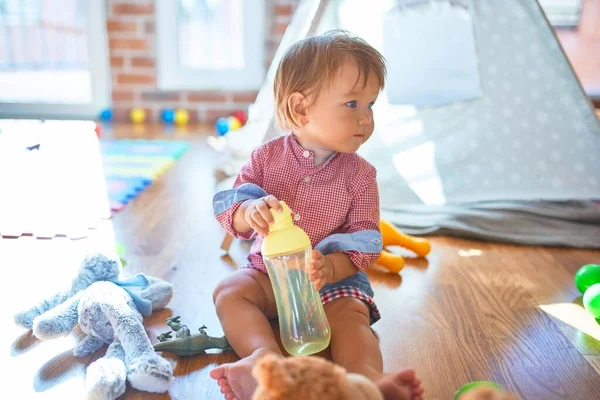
[[353, 0, 600, 247], [359, 0, 600, 207]]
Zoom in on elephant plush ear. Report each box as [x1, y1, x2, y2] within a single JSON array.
[[139, 278, 174, 311], [71, 253, 121, 293]]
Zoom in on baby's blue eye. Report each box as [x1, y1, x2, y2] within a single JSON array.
[[345, 101, 357, 108], [368, 102, 375, 108]]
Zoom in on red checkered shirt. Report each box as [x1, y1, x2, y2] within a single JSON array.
[[213, 134, 382, 275]]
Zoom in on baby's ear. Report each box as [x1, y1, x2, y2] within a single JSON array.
[[287, 92, 308, 128]]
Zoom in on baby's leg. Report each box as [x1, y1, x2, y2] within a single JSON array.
[[325, 298, 423, 400], [210, 268, 282, 400]]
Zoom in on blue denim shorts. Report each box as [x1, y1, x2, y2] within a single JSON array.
[[319, 271, 380, 325]]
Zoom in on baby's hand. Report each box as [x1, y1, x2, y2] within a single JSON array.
[[308, 250, 334, 291], [244, 195, 283, 236]]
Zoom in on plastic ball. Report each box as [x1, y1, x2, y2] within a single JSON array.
[[454, 382, 502, 400], [227, 116, 242, 131], [174, 109, 189, 126], [99, 108, 113, 121], [130, 108, 146, 124], [583, 283, 600, 319], [574, 264, 600, 294], [116, 242, 127, 268], [161, 109, 175, 123], [216, 117, 229, 136], [233, 110, 247, 124]]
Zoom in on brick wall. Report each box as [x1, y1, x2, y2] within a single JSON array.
[[106, 0, 298, 123]]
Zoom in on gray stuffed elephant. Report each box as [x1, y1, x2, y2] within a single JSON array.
[[14, 253, 175, 399]]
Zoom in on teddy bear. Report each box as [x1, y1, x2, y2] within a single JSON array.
[[251, 353, 383, 400], [251, 353, 520, 400], [14, 252, 175, 399]]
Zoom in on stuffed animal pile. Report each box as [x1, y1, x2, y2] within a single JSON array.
[[14, 253, 175, 399]]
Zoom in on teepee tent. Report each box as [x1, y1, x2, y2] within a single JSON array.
[[215, 0, 600, 248]]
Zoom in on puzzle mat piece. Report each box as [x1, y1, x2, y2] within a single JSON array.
[[0, 122, 111, 239], [105, 176, 150, 204], [101, 139, 189, 158], [102, 159, 174, 175]]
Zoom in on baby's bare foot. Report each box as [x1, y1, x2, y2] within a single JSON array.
[[377, 369, 423, 400], [209, 349, 277, 400]]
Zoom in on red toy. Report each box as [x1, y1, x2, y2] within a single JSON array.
[[233, 110, 247, 125]]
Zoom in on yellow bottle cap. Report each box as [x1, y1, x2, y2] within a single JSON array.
[[261, 201, 311, 257]]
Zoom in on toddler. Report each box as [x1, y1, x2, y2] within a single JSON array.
[[210, 30, 422, 400]]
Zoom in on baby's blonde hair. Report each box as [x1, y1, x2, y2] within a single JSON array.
[[274, 30, 387, 131]]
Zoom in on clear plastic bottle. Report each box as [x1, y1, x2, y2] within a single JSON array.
[[262, 201, 331, 356]]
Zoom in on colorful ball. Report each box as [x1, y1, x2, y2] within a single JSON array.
[[116, 242, 127, 268], [454, 382, 502, 400], [233, 110, 247, 124], [227, 116, 242, 131], [583, 283, 600, 318], [174, 109, 189, 126], [99, 108, 113, 121], [130, 108, 146, 124], [161, 109, 175, 123], [216, 117, 229, 136], [574, 264, 600, 294]]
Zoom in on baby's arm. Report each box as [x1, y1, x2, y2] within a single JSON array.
[[314, 165, 382, 283], [213, 146, 270, 239]]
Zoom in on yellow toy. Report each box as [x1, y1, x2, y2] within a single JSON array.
[[374, 220, 431, 274], [174, 109, 189, 126], [130, 108, 146, 124]]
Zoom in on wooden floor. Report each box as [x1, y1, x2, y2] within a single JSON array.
[[3, 123, 600, 400]]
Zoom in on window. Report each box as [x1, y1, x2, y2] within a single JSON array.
[[156, 0, 266, 91], [0, 0, 110, 119]]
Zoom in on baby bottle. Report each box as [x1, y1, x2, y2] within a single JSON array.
[[261, 201, 331, 356]]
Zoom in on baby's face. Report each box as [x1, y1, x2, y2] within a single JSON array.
[[303, 60, 381, 154]]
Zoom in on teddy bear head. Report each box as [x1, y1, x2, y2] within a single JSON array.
[[251, 353, 382, 400]]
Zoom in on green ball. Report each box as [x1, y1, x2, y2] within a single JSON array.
[[454, 381, 502, 400], [574, 264, 600, 294], [116, 242, 127, 268], [583, 283, 600, 319]]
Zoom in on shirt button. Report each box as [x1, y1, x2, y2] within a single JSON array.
[[293, 213, 301, 221], [303, 176, 311, 183], [302, 150, 310, 158]]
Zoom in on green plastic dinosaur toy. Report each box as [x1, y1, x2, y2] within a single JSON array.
[[153, 316, 232, 356]]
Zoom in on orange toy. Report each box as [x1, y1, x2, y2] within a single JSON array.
[[374, 219, 431, 274]]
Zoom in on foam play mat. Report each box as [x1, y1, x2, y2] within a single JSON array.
[[101, 139, 189, 212], [0, 120, 189, 239]]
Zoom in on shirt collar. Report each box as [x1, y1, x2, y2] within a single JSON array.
[[288, 134, 337, 169]]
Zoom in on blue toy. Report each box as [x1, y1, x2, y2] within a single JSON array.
[[161, 109, 175, 124], [216, 117, 229, 136], [99, 108, 113, 122]]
